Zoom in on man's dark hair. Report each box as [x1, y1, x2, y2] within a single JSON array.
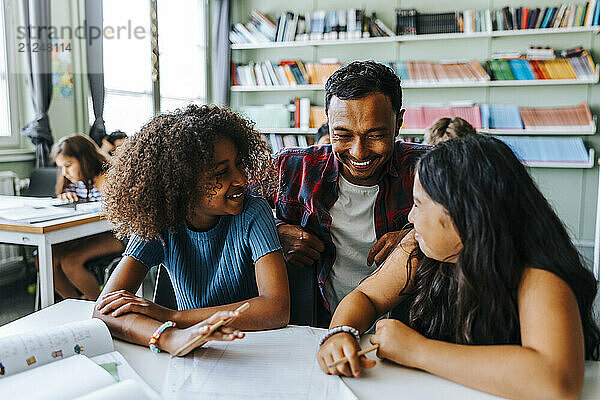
[[325, 60, 402, 116], [106, 130, 128, 144]]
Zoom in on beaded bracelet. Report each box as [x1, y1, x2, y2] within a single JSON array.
[[318, 325, 360, 347], [149, 321, 177, 353]]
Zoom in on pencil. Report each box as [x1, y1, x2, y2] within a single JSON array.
[[326, 344, 379, 369], [173, 302, 250, 357]]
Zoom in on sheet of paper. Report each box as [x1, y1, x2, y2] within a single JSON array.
[[91, 351, 160, 400], [74, 379, 154, 400], [163, 326, 357, 400], [0, 319, 113, 377], [0, 205, 77, 223], [0, 354, 115, 400]]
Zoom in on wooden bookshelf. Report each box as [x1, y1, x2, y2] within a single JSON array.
[[231, 26, 600, 50], [401, 125, 597, 136]]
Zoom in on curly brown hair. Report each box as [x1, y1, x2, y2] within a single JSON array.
[[103, 104, 274, 240]]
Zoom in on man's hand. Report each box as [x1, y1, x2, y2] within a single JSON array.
[[277, 224, 325, 268], [367, 229, 411, 267]]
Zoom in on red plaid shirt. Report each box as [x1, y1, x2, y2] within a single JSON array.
[[271, 141, 428, 313]]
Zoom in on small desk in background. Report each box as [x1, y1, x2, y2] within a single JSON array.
[[0, 196, 112, 308], [1, 300, 599, 399]]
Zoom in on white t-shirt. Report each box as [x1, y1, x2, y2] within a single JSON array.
[[323, 174, 379, 312]]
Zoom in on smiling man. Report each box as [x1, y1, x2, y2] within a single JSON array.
[[272, 61, 428, 326]]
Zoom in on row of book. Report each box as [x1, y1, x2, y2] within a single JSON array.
[[230, 9, 395, 44], [403, 103, 593, 130], [486, 49, 596, 80], [232, 60, 341, 86], [265, 134, 316, 153], [232, 3, 600, 44], [238, 100, 327, 130], [397, 3, 600, 35], [232, 52, 596, 88]]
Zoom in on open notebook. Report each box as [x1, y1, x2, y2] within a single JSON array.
[[0, 319, 158, 400]]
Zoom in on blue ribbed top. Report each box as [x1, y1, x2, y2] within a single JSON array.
[[123, 196, 282, 310]]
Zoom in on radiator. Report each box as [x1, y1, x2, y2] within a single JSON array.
[[0, 171, 26, 286]]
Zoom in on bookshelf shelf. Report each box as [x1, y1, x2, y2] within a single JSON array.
[[231, 27, 600, 50], [522, 149, 595, 169], [401, 126, 596, 136], [232, 73, 599, 92], [231, 85, 324, 92], [259, 128, 317, 134]]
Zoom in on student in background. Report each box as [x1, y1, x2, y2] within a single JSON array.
[[317, 135, 600, 399], [50, 134, 125, 300], [424, 117, 477, 146], [93, 105, 289, 355], [315, 123, 331, 145], [100, 130, 128, 156]]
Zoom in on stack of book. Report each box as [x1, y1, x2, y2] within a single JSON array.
[[402, 102, 593, 131], [394, 3, 600, 37], [519, 103, 594, 130], [486, 47, 596, 80], [498, 137, 590, 165], [492, 3, 600, 30], [230, 9, 395, 44], [403, 104, 483, 129], [238, 100, 326, 130], [394, 60, 490, 83], [232, 60, 341, 86]]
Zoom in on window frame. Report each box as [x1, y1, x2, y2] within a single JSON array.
[[0, 0, 24, 147]]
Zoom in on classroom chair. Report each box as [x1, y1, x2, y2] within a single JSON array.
[[23, 168, 58, 197], [153, 264, 177, 309]]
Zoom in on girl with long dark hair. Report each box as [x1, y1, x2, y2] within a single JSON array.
[[317, 135, 600, 399], [49, 134, 125, 300]]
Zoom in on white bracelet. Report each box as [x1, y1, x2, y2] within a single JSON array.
[[319, 325, 360, 347]]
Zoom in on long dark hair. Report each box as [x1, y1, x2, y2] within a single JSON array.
[[50, 134, 108, 197], [404, 135, 599, 359]]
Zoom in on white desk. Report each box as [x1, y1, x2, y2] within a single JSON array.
[[0, 209, 112, 308], [1, 300, 600, 399]]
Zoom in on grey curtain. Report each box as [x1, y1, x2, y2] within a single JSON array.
[[85, 0, 105, 146], [20, 0, 53, 168], [210, 0, 230, 105]]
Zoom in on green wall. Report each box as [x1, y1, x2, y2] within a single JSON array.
[[231, 0, 600, 248]]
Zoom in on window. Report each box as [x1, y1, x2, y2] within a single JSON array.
[[0, 1, 18, 142], [157, 0, 208, 112], [96, 0, 208, 136]]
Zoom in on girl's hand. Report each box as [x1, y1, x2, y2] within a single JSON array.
[[369, 319, 428, 369], [58, 192, 79, 202], [161, 311, 245, 356], [96, 289, 176, 322], [317, 332, 376, 377]]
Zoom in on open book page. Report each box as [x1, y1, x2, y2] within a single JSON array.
[[0, 354, 115, 400], [91, 351, 159, 400], [163, 326, 357, 400], [74, 379, 154, 400], [0, 319, 113, 377]]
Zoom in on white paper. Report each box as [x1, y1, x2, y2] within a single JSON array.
[[91, 351, 159, 400], [0, 319, 113, 377], [0, 355, 115, 400], [163, 326, 357, 400], [74, 379, 153, 400]]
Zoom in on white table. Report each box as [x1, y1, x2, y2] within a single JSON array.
[[0, 211, 112, 308], [1, 300, 600, 399]]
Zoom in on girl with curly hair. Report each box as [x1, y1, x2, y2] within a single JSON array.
[[317, 135, 600, 399], [49, 134, 125, 300], [93, 104, 289, 355]]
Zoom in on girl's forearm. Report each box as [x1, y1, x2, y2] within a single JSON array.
[[173, 295, 289, 331], [408, 340, 583, 400], [330, 291, 379, 333]]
